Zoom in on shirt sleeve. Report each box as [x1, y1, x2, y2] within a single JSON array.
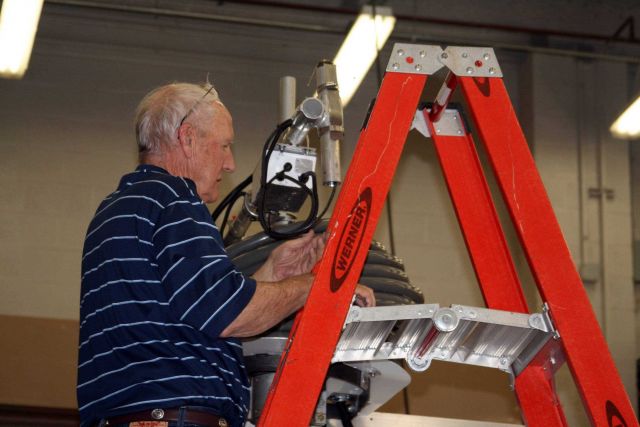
[[152, 200, 256, 338]]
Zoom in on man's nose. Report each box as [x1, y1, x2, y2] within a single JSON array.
[[224, 151, 236, 173]]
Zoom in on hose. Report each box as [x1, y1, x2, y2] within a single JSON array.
[[227, 219, 424, 307], [236, 221, 424, 424]]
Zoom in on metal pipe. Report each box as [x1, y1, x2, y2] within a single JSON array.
[[316, 61, 342, 186], [218, 0, 640, 45], [44, 0, 336, 33], [430, 72, 458, 123], [44, 0, 640, 64], [278, 76, 296, 124]]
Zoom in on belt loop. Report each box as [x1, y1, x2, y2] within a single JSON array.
[[177, 406, 186, 427]]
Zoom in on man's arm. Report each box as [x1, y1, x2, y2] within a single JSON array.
[[221, 230, 375, 338], [220, 232, 320, 337], [220, 274, 312, 338], [220, 275, 376, 338]]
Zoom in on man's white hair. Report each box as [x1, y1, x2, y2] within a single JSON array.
[[135, 82, 221, 155]]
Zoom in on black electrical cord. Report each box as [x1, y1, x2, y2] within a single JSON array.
[[211, 174, 252, 222], [214, 117, 327, 241], [213, 118, 291, 226], [256, 119, 322, 240], [219, 191, 245, 237], [315, 185, 336, 224], [212, 121, 289, 240], [258, 170, 319, 239], [335, 400, 354, 427]]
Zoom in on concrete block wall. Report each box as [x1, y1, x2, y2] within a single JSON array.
[[525, 53, 636, 425]]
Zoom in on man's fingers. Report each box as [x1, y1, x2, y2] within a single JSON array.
[[354, 285, 376, 307], [311, 235, 325, 258], [286, 230, 314, 250], [301, 229, 314, 241]]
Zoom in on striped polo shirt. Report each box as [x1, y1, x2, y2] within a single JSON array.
[[78, 164, 256, 427]]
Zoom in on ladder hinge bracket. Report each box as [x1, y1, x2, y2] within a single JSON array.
[[386, 44, 444, 75], [439, 46, 503, 77], [542, 302, 561, 340], [387, 44, 503, 78], [411, 107, 468, 137]]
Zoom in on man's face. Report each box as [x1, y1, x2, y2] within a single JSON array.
[[189, 103, 236, 203]]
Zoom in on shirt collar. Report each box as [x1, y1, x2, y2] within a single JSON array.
[[136, 164, 169, 175], [133, 164, 199, 196]]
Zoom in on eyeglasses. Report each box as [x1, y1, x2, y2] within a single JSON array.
[[177, 84, 215, 132]]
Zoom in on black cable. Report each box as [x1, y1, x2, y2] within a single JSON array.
[[211, 174, 252, 222], [315, 185, 337, 222], [213, 120, 290, 240], [261, 120, 292, 171], [259, 171, 319, 239], [219, 191, 245, 237], [215, 117, 325, 241], [256, 118, 322, 240], [335, 401, 354, 427], [257, 119, 294, 237]]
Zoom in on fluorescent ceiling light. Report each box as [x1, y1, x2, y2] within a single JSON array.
[[333, 6, 396, 106], [0, 0, 44, 79], [610, 96, 640, 139]]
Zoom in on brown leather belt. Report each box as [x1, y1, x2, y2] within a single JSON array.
[[106, 408, 228, 427]]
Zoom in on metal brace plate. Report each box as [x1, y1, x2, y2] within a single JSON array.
[[439, 46, 503, 77], [411, 108, 467, 137], [386, 43, 503, 78], [386, 44, 444, 75]]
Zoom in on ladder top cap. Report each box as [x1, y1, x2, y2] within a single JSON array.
[[386, 43, 503, 77]]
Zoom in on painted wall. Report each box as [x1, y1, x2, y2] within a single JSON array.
[[519, 53, 636, 425]]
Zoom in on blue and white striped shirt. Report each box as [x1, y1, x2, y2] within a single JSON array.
[[78, 164, 256, 427]]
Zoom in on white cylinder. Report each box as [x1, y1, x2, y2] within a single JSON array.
[[278, 76, 296, 123]]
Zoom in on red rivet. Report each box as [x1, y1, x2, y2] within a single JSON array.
[[406, 56, 414, 64], [475, 60, 483, 67]]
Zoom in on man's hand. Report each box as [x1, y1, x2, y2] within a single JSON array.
[[354, 284, 376, 307], [253, 230, 325, 282]]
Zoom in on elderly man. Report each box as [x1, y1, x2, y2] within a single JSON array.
[[78, 83, 374, 427]]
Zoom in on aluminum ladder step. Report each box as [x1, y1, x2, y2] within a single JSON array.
[[332, 304, 557, 376]]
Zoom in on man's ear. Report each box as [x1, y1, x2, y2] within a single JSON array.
[[177, 123, 195, 159]]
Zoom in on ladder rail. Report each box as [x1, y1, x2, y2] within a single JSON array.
[[422, 97, 568, 424], [258, 71, 428, 427], [459, 75, 638, 426]]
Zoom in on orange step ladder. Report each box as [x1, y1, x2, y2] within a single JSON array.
[[258, 43, 637, 427]]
